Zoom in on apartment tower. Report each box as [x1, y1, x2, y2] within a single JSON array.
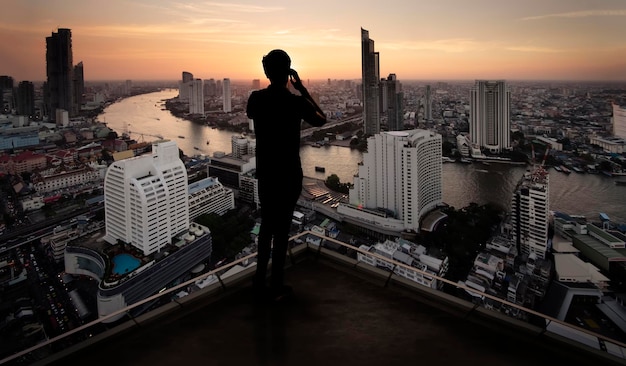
[[510, 167, 550, 259], [470, 80, 511, 153], [223, 78, 232, 113], [189, 79, 204, 115]]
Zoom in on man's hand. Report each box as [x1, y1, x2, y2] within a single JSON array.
[[289, 69, 306, 93]]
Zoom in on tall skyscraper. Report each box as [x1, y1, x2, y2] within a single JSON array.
[[46, 28, 74, 120], [613, 103, 626, 140], [361, 28, 380, 136], [252, 79, 261, 90], [223, 78, 231, 113], [510, 167, 550, 259], [103, 140, 189, 256], [16, 81, 35, 117], [189, 78, 204, 115], [73, 61, 84, 115], [339, 129, 442, 232], [470, 80, 511, 153], [383, 74, 403, 131], [424, 85, 432, 121], [179, 71, 193, 100]]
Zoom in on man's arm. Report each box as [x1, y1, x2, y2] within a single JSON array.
[[290, 69, 326, 127]]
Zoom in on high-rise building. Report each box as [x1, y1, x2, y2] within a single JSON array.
[[204, 79, 217, 97], [16, 81, 35, 117], [73, 61, 84, 115], [0, 75, 14, 113], [223, 78, 231, 113], [339, 129, 442, 233], [470, 80, 511, 153], [189, 79, 204, 115], [510, 167, 550, 259], [103, 140, 190, 256], [613, 103, 626, 140], [252, 79, 261, 90], [424, 85, 432, 121], [216, 79, 222, 95], [46, 28, 74, 120], [361, 28, 380, 136], [383, 74, 403, 131], [179, 71, 193, 100], [125, 80, 132, 96]]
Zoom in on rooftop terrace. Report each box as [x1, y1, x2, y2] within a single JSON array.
[[4, 233, 626, 366]]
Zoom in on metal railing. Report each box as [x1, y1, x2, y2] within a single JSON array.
[[2, 230, 625, 364]]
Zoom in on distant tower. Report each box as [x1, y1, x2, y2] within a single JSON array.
[[613, 103, 626, 140], [470, 80, 511, 153], [179, 71, 193, 100], [16, 81, 35, 117], [103, 140, 189, 256], [216, 79, 222, 96], [204, 79, 216, 97], [0, 76, 14, 113], [361, 28, 380, 136], [424, 85, 432, 121], [510, 168, 550, 259], [125, 80, 132, 96], [46, 28, 74, 120], [189, 79, 204, 115], [222, 78, 231, 112], [72, 61, 84, 115], [252, 79, 261, 90], [347, 129, 442, 231], [383, 74, 403, 131]]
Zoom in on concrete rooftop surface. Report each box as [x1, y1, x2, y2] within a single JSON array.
[[41, 252, 623, 366]]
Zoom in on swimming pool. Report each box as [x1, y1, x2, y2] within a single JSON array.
[[112, 253, 141, 275]]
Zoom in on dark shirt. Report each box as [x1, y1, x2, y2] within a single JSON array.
[[247, 84, 325, 180]]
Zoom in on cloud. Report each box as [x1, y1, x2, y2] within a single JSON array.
[[505, 46, 565, 53], [522, 9, 626, 21]]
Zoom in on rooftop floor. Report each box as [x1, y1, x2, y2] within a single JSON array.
[[44, 253, 622, 366]]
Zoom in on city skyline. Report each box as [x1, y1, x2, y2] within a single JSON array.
[[2, 1, 626, 82]]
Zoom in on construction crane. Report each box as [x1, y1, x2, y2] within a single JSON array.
[[128, 130, 164, 142]]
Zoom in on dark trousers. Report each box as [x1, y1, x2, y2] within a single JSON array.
[[255, 174, 302, 289]]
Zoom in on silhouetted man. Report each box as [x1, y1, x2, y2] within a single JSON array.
[[247, 49, 326, 301]]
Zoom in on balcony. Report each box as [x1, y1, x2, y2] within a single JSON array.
[[3, 232, 625, 366]]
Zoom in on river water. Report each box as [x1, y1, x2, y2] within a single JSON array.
[[98, 90, 626, 223]]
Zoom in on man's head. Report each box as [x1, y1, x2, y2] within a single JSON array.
[[262, 49, 291, 84]]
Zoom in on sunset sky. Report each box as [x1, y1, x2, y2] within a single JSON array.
[[2, 0, 626, 82]]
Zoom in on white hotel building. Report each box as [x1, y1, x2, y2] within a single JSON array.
[[103, 140, 189, 256], [338, 129, 442, 233]]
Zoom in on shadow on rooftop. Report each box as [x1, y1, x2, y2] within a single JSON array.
[[39, 247, 623, 366]]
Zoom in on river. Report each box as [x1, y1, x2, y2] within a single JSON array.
[[98, 90, 626, 223]]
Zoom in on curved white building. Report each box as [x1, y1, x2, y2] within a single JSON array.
[[340, 129, 442, 232], [103, 140, 189, 256]]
